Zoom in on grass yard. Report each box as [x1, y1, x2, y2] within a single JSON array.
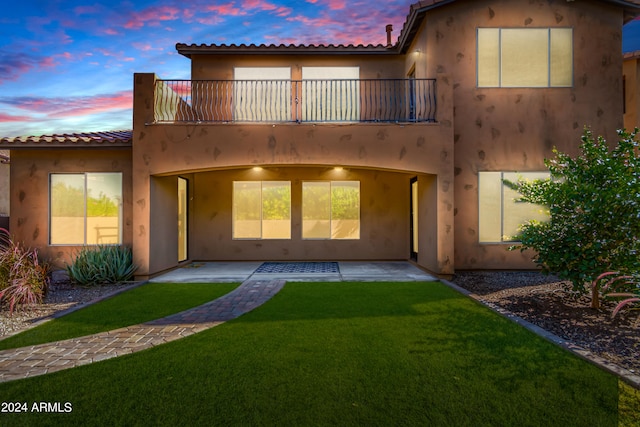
[[0, 282, 239, 350], [0, 281, 629, 426]]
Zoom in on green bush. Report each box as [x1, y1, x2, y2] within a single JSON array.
[[507, 128, 640, 297], [0, 228, 50, 314], [67, 245, 137, 286]]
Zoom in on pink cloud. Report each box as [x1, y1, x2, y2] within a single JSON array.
[[124, 5, 181, 29], [206, 2, 245, 16], [1, 91, 133, 119], [132, 42, 164, 52], [0, 113, 32, 123], [242, 0, 291, 16]]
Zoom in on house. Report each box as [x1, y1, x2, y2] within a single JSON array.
[[2, 0, 639, 279]]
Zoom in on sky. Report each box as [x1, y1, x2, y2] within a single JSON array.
[[2, 1, 640, 138]]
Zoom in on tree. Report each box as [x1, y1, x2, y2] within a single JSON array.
[[507, 128, 640, 294]]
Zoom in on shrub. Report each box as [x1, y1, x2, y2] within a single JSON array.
[[0, 228, 50, 314], [507, 128, 640, 298], [598, 272, 640, 326], [66, 245, 137, 286]]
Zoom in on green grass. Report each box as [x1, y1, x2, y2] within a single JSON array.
[[0, 282, 239, 350], [0, 281, 628, 426]]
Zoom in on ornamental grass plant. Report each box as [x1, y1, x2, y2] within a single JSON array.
[[0, 228, 49, 314], [66, 245, 137, 286]]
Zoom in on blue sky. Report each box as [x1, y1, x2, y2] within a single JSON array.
[[2, 0, 640, 138]]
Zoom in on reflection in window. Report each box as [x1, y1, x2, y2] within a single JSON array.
[[478, 172, 549, 242], [477, 28, 573, 87], [302, 181, 360, 239], [233, 67, 291, 121], [232, 181, 291, 239], [50, 173, 123, 245]]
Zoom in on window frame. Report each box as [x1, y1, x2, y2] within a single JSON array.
[[478, 171, 550, 243], [49, 172, 123, 246], [232, 180, 292, 240], [477, 27, 574, 88], [302, 180, 361, 240]]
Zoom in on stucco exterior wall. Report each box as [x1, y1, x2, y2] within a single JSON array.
[[8, 149, 133, 268], [418, 0, 625, 269], [133, 71, 455, 277]]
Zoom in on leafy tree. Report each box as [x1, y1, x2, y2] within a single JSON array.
[[507, 128, 640, 293]]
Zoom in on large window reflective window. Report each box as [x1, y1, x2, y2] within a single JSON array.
[[477, 28, 573, 88], [50, 173, 123, 245], [302, 181, 360, 239], [478, 172, 549, 242], [232, 181, 291, 239], [234, 67, 291, 121], [302, 67, 360, 121]]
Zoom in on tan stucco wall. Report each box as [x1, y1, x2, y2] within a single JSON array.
[[189, 168, 413, 261], [0, 150, 9, 217], [133, 71, 455, 277], [417, 0, 626, 269], [8, 149, 133, 268]]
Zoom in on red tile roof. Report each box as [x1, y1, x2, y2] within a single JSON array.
[[0, 130, 132, 148]]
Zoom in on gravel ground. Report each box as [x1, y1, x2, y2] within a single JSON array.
[[1, 271, 638, 377], [451, 271, 639, 375]]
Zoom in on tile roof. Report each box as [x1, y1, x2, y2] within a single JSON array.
[[0, 130, 132, 149], [176, 43, 395, 57]]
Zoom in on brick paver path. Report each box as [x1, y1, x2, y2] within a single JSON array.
[[0, 279, 285, 383]]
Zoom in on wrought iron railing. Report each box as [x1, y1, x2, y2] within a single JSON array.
[[154, 79, 437, 123]]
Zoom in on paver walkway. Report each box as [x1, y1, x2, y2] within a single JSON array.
[[0, 279, 285, 383]]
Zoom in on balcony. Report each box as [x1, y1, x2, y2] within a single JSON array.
[[154, 79, 437, 124]]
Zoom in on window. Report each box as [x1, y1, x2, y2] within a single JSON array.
[[478, 172, 549, 243], [50, 173, 123, 245], [232, 181, 291, 239], [477, 28, 572, 87], [302, 67, 360, 121], [234, 67, 291, 121], [302, 181, 360, 239]]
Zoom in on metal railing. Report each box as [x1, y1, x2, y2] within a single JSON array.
[[154, 79, 437, 124]]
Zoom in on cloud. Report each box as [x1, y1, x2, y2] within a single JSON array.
[[0, 51, 77, 84], [0, 113, 32, 123], [124, 5, 182, 29], [242, 0, 292, 16], [205, 2, 245, 16], [0, 91, 133, 119]]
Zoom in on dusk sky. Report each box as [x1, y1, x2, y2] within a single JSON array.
[[2, 0, 640, 138]]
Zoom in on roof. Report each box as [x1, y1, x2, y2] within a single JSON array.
[[176, 0, 640, 57], [0, 130, 132, 149], [176, 43, 395, 57]]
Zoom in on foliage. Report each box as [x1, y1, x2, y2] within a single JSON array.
[[596, 271, 640, 326], [0, 282, 620, 426], [0, 228, 50, 314], [507, 128, 640, 293], [66, 245, 137, 286], [52, 181, 119, 217]]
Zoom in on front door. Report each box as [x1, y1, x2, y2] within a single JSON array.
[[410, 177, 418, 261]]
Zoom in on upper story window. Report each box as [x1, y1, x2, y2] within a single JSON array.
[[233, 67, 291, 121], [477, 28, 573, 88], [301, 67, 360, 121]]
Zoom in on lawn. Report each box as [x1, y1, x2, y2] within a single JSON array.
[[0, 282, 239, 350], [0, 281, 627, 426]]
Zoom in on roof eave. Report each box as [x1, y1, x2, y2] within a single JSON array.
[[176, 43, 400, 58]]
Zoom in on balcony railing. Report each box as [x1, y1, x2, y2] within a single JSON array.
[[154, 79, 437, 124]]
